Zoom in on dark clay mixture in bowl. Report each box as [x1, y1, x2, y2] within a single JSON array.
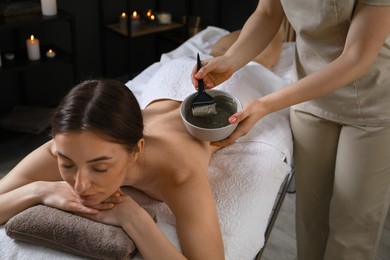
[[185, 95, 237, 129]]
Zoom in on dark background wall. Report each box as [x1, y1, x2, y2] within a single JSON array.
[[0, 0, 258, 117]]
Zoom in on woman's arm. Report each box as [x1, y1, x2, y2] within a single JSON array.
[[163, 173, 224, 260], [84, 172, 224, 260], [252, 25, 284, 68], [82, 192, 187, 260], [0, 141, 60, 194], [193, 0, 285, 87], [0, 141, 58, 224], [213, 3, 390, 147], [0, 141, 97, 224], [129, 173, 223, 260], [224, 0, 284, 71]]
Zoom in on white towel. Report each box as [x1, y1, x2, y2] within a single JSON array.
[[160, 26, 229, 62], [128, 143, 290, 260]]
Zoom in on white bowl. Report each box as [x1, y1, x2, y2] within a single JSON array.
[[180, 89, 242, 142]]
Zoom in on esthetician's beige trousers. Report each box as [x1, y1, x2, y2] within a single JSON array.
[[290, 108, 390, 260]]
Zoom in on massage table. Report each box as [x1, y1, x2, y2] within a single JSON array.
[[0, 26, 296, 260]]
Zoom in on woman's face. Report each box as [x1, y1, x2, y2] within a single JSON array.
[[53, 131, 134, 207]]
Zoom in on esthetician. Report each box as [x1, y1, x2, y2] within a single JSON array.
[[191, 1, 390, 259]]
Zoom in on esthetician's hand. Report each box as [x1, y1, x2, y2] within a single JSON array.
[[191, 55, 236, 89], [211, 99, 265, 147]]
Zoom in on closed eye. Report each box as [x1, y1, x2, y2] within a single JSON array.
[[60, 164, 75, 170], [92, 168, 108, 173]]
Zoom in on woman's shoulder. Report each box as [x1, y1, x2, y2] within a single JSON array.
[[144, 99, 181, 113]]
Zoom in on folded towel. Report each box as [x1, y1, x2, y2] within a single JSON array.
[[5, 205, 138, 259]]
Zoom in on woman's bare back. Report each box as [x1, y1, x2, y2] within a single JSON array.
[[133, 100, 220, 200]]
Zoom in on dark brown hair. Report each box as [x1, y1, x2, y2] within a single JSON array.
[[51, 79, 144, 151]]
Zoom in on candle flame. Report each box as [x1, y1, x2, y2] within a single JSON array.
[[30, 35, 35, 40], [121, 12, 126, 17], [151, 15, 155, 20], [146, 10, 152, 17], [132, 11, 138, 17], [48, 49, 53, 54]]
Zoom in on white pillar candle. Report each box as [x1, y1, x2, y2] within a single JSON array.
[[26, 35, 41, 61], [131, 11, 141, 30], [119, 12, 127, 31], [40, 0, 57, 16]]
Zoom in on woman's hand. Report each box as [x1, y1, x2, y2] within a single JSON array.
[[40, 182, 124, 215], [191, 55, 236, 89], [211, 99, 265, 147], [39, 181, 100, 214], [80, 192, 145, 227]]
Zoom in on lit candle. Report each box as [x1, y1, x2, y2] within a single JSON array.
[[146, 9, 153, 18], [157, 12, 172, 25], [40, 0, 57, 16], [26, 35, 41, 61], [119, 12, 127, 31], [150, 14, 157, 26], [131, 11, 141, 30], [46, 49, 56, 58]]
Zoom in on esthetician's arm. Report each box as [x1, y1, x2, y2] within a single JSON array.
[[212, 3, 390, 147], [192, 0, 285, 88], [210, 26, 284, 69]]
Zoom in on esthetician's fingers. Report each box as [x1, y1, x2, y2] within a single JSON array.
[[192, 56, 234, 89], [191, 65, 200, 87], [191, 61, 216, 89], [205, 56, 236, 85], [211, 100, 263, 147], [210, 118, 248, 147]]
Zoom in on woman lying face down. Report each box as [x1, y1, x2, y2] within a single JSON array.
[[0, 79, 224, 259]]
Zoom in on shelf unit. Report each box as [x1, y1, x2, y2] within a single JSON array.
[[0, 10, 78, 80], [106, 21, 183, 38], [98, 0, 190, 79], [0, 10, 78, 134]]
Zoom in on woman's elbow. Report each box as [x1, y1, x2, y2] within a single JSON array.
[[339, 50, 378, 79]]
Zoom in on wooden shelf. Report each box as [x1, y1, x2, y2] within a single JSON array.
[[0, 9, 77, 80], [0, 44, 72, 73], [97, 0, 190, 78], [106, 22, 183, 38], [0, 10, 74, 29]]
